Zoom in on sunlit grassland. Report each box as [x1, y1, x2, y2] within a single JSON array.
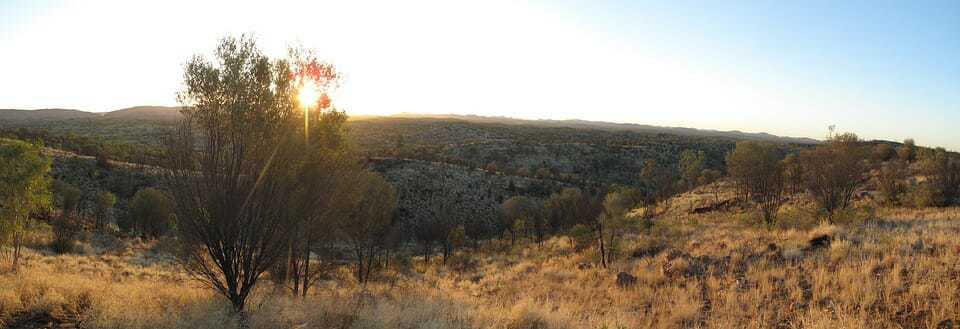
[[2, 197, 959, 328]]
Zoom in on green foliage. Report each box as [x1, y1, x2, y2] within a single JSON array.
[[918, 148, 960, 206], [543, 188, 602, 233], [51, 216, 79, 254], [678, 149, 706, 190], [125, 188, 175, 238], [501, 195, 542, 241], [0, 138, 52, 222], [567, 224, 594, 251], [336, 171, 398, 282], [798, 133, 867, 223], [53, 180, 82, 217], [876, 161, 907, 206], [897, 138, 917, 162], [0, 138, 52, 267], [726, 141, 786, 226], [446, 225, 467, 251], [908, 183, 944, 208], [603, 187, 643, 218], [94, 191, 117, 230], [0, 127, 166, 165]]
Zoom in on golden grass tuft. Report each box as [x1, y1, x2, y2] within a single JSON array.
[[2, 205, 960, 328]]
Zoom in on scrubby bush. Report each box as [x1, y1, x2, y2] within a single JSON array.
[[876, 161, 907, 206], [501, 196, 542, 243], [124, 188, 175, 238], [897, 138, 917, 162], [93, 191, 116, 231], [918, 148, 960, 206], [567, 224, 593, 251], [53, 180, 82, 217], [907, 184, 944, 208], [51, 216, 79, 254], [726, 141, 786, 226], [798, 133, 867, 223], [873, 143, 897, 162]]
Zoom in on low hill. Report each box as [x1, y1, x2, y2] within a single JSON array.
[[101, 106, 183, 122], [381, 113, 820, 145], [0, 108, 97, 125]]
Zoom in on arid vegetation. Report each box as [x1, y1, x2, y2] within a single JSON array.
[[2, 36, 960, 329]]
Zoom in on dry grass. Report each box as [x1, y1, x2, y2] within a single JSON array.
[[2, 200, 960, 328]]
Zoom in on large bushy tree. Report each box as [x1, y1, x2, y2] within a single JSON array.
[[726, 141, 786, 226], [125, 188, 175, 238], [166, 35, 346, 316], [799, 133, 867, 223], [678, 149, 706, 191], [500, 195, 542, 244], [0, 139, 51, 271], [336, 172, 398, 284]]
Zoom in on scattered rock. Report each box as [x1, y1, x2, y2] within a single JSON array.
[[470, 274, 484, 283], [807, 235, 832, 251], [937, 319, 954, 329], [616, 272, 637, 287], [767, 243, 779, 253], [911, 239, 925, 252]]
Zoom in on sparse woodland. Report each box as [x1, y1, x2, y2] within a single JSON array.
[[2, 37, 960, 329]]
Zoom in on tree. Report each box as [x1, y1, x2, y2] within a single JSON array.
[[876, 160, 907, 206], [0, 139, 51, 271], [596, 187, 641, 268], [53, 180, 81, 218], [726, 141, 786, 227], [166, 36, 341, 316], [919, 148, 960, 206], [272, 116, 355, 297], [50, 180, 81, 254], [698, 169, 723, 204], [799, 133, 867, 223], [445, 225, 467, 260], [638, 159, 677, 217], [678, 150, 706, 191], [781, 153, 804, 194], [336, 172, 397, 284], [500, 196, 542, 244], [873, 143, 896, 163], [543, 187, 602, 234], [126, 188, 175, 238], [93, 191, 116, 231], [897, 138, 917, 162]]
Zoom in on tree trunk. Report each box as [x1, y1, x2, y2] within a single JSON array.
[[300, 239, 310, 298], [598, 224, 607, 268]]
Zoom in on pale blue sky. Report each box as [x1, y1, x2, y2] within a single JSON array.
[[1, 0, 958, 149]]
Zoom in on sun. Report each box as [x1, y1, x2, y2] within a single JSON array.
[[297, 79, 320, 108]]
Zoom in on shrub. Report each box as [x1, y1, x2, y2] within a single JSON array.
[[567, 224, 593, 251], [908, 184, 943, 208], [897, 138, 917, 162], [798, 133, 866, 223], [51, 216, 79, 254], [876, 161, 907, 206], [726, 141, 786, 226], [919, 148, 960, 206], [124, 188, 175, 238]]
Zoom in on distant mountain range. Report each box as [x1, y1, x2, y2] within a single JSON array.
[[0, 106, 820, 144], [0, 106, 184, 125]]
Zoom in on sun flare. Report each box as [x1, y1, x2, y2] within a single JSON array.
[[297, 79, 320, 108]]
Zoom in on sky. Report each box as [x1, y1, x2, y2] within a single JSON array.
[[1, 0, 958, 149]]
